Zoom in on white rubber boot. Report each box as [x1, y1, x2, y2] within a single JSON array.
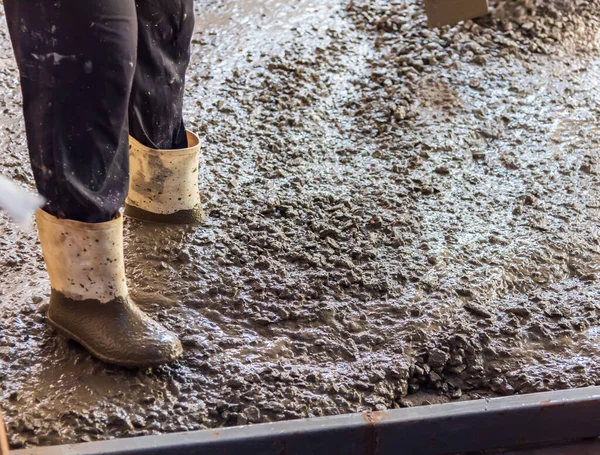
[[124, 131, 204, 224], [36, 209, 183, 367]]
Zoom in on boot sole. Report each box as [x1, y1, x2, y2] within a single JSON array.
[[124, 203, 205, 225], [47, 315, 177, 368]]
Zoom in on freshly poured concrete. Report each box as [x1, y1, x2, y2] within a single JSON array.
[[2, 0, 600, 448]]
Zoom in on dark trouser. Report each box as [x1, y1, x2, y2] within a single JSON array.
[[5, 0, 194, 223]]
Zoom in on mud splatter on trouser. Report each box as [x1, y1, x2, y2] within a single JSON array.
[[4, 0, 194, 223]]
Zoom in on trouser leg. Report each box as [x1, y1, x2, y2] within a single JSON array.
[[5, 0, 137, 223], [129, 0, 195, 150]]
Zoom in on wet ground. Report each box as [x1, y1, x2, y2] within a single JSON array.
[[2, 0, 600, 448]]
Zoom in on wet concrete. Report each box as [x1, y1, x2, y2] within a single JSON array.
[[2, 0, 600, 448]]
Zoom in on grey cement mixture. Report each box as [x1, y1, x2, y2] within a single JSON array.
[[2, 0, 600, 448]]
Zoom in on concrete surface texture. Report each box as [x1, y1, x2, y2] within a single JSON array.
[[1, 0, 600, 449]]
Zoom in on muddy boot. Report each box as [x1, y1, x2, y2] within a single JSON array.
[[36, 209, 183, 367], [124, 131, 204, 224]]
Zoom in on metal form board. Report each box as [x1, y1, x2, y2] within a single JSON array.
[[11, 386, 600, 455]]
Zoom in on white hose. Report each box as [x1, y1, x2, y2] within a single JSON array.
[[0, 174, 45, 227]]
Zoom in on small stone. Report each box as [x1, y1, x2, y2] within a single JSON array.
[[242, 406, 261, 423], [326, 237, 340, 249], [472, 55, 486, 66], [319, 228, 341, 239], [429, 371, 442, 383], [427, 348, 449, 369], [456, 288, 472, 297], [447, 364, 467, 374], [36, 301, 50, 314], [408, 383, 420, 393], [141, 396, 155, 405], [522, 22, 534, 31], [228, 377, 244, 389], [505, 307, 530, 317], [464, 302, 492, 319], [177, 250, 191, 263]]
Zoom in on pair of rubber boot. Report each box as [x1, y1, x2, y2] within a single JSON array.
[[36, 132, 202, 368]]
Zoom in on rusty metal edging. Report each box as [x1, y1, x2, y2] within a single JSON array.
[[11, 386, 600, 455]]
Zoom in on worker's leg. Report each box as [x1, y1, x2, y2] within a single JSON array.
[[129, 0, 195, 150], [5, 0, 135, 223], [5, 0, 183, 367], [125, 0, 203, 224]]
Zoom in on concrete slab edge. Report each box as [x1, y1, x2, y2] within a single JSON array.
[[11, 386, 600, 455]]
